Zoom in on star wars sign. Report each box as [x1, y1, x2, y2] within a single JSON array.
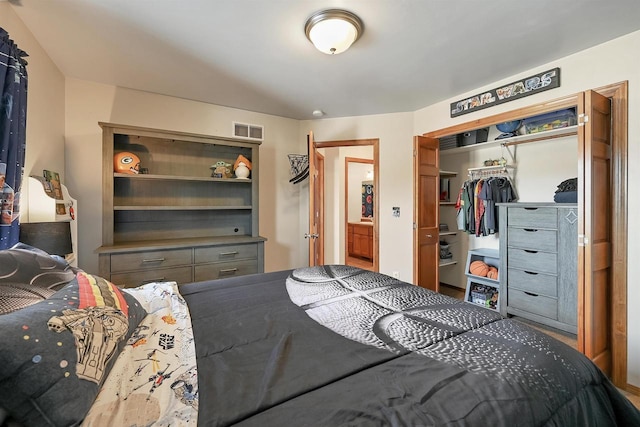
[[450, 68, 560, 118]]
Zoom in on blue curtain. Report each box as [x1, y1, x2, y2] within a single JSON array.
[[0, 27, 28, 249]]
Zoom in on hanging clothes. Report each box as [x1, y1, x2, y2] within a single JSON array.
[[456, 175, 517, 236], [0, 27, 29, 249]]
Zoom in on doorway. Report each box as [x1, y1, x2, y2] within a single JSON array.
[[345, 157, 375, 271], [312, 138, 379, 272]]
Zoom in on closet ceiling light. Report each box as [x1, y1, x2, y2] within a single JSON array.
[[305, 9, 364, 55]]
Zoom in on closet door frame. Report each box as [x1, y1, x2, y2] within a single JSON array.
[[419, 81, 628, 388]]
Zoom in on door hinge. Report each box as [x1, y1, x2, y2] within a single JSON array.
[[413, 222, 417, 229], [413, 149, 417, 157], [578, 114, 589, 126], [578, 234, 589, 246]]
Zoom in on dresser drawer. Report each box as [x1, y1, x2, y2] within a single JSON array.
[[508, 227, 557, 252], [110, 248, 192, 273], [508, 207, 557, 229], [508, 248, 557, 275], [111, 266, 193, 288], [508, 268, 557, 297], [194, 244, 258, 264], [194, 259, 258, 281], [509, 288, 557, 319]]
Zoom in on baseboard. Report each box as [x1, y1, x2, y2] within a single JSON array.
[[626, 383, 640, 396], [439, 281, 464, 290]]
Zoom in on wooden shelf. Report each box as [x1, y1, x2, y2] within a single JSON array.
[[440, 231, 457, 236], [96, 235, 266, 254], [439, 170, 457, 177], [439, 259, 457, 267], [114, 205, 252, 211], [439, 201, 456, 206], [440, 125, 578, 154], [114, 173, 252, 183]]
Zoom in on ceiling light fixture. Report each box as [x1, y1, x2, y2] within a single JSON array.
[[305, 9, 364, 55]]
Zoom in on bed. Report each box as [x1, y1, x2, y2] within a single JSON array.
[[1, 246, 639, 426]]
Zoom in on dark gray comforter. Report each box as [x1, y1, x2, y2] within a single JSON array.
[[180, 265, 640, 426]]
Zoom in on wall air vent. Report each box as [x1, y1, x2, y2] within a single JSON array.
[[233, 122, 264, 141]]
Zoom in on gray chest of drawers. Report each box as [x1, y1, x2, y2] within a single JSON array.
[[498, 203, 578, 334]]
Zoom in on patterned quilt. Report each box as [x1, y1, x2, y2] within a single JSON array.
[[82, 282, 198, 427]]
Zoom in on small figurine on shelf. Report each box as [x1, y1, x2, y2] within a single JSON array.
[[210, 161, 233, 178], [114, 152, 141, 174], [233, 155, 252, 179]]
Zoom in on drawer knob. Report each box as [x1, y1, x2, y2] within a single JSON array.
[[142, 258, 166, 263]]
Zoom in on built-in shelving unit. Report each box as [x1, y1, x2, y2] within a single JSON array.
[[97, 122, 266, 287], [438, 170, 457, 269], [463, 248, 500, 311]]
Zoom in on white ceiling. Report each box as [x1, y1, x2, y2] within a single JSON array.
[[8, 0, 640, 120]]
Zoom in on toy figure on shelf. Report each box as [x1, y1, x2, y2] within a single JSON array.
[[210, 161, 233, 178], [233, 155, 252, 179], [114, 152, 141, 174]]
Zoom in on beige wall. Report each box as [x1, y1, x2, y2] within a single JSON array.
[[63, 79, 303, 274], [0, 4, 65, 221]]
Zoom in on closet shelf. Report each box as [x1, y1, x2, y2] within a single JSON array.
[[440, 125, 578, 154], [467, 165, 515, 173]]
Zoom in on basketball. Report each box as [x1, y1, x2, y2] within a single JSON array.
[[487, 266, 499, 280], [469, 260, 489, 277]]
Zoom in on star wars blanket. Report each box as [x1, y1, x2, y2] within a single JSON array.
[[179, 265, 639, 426], [82, 282, 198, 426]]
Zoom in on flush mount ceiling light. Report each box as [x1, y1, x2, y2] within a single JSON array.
[[305, 9, 364, 55]]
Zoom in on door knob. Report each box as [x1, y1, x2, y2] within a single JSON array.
[[304, 233, 319, 239]]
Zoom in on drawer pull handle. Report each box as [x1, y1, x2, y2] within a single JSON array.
[[219, 251, 239, 256], [220, 268, 238, 274], [142, 277, 165, 284], [523, 228, 538, 232], [524, 208, 538, 211], [142, 258, 166, 263], [426, 234, 432, 238], [524, 291, 539, 297], [524, 271, 538, 275], [524, 249, 538, 254]]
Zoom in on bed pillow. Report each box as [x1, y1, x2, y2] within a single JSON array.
[[0, 271, 147, 426], [0, 244, 79, 314]]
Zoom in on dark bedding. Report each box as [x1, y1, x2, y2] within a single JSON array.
[[180, 265, 640, 426]]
